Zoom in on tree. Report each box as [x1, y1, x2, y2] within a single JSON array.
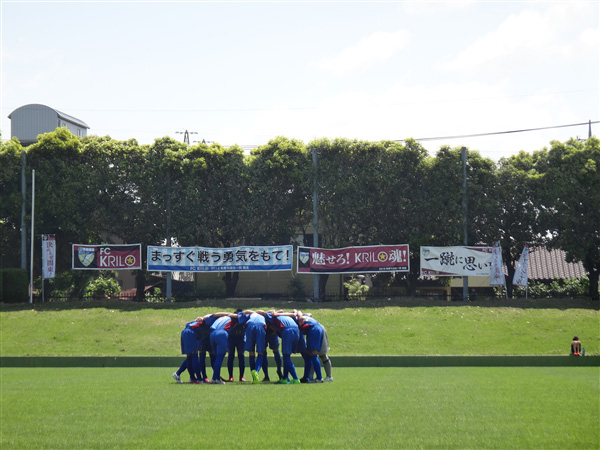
[[0, 138, 25, 269], [493, 150, 547, 297], [246, 136, 312, 245], [540, 138, 600, 300], [171, 142, 249, 296]]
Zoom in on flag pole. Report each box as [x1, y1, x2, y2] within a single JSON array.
[[29, 170, 35, 304]]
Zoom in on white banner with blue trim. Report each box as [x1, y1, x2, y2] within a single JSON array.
[[147, 245, 293, 272]]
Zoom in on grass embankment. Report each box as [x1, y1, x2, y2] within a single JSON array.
[[1, 297, 598, 356]]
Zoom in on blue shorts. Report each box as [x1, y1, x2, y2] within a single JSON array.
[[210, 329, 228, 356], [280, 327, 300, 355], [244, 323, 266, 353], [180, 327, 199, 355], [305, 324, 325, 352], [297, 335, 307, 353]]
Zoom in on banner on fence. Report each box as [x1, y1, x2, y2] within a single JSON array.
[[489, 242, 506, 287], [296, 245, 410, 274], [72, 244, 142, 270], [513, 245, 529, 287], [147, 245, 293, 272], [42, 235, 56, 279], [420, 246, 492, 277]]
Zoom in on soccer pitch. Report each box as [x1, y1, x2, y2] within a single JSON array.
[[1, 367, 598, 450]]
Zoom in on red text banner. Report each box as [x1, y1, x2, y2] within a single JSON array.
[[297, 245, 409, 274], [72, 244, 142, 270]]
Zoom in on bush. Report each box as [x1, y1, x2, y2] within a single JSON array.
[[1, 268, 29, 303], [344, 277, 370, 301], [287, 276, 307, 300], [511, 277, 590, 298], [84, 274, 121, 299]]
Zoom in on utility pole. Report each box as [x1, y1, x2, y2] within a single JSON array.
[[312, 147, 320, 302], [461, 147, 468, 301], [176, 130, 198, 145], [21, 151, 27, 270]]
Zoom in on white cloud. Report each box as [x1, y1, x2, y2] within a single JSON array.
[[315, 30, 411, 76], [441, 3, 596, 73]]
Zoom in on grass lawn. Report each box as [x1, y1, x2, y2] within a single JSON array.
[[1, 298, 598, 356], [1, 367, 598, 450]]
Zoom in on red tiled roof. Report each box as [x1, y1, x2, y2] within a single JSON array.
[[527, 246, 586, 280]]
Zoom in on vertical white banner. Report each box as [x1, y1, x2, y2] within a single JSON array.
[[489, 242, 506, 287], [513, 245, 529, 287], [42, 235, 56, 279]]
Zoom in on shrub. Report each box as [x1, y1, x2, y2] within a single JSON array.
[[84, 274, 121, 299], [344, 277, 370, 301], [0, 268, 28, 303]]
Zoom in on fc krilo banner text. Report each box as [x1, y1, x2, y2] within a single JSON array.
[[297, 245, 410, 274], [72, 244, 142, 270]]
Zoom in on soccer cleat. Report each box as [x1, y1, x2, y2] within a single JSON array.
[[172, 372, 182, 384], [239, 376, 246, 382], [276, 378, 290, 384], [251, 370, 260, 384], [290, 379, 301, 384], [262, 377, 271, 382], [227, 376, 234, 382], [324, 376, 334, 382], [210, 379, 225, 385], [204, 378, 210, 384]]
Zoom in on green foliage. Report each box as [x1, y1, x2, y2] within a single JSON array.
[[343, 277, 370, 300], [144, 287, 164, 303], [286, 275, 307, 300], [511, 277, 591, 299], [0, 268, 28, 303], [84, 274, 121, 299], [1, 129, 598, 300]]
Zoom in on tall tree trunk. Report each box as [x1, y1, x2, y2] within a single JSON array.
[[223, 272, 239, 297]]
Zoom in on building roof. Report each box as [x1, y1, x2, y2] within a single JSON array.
[[528, 246, 586, 281], [8, 104, 89, 129]]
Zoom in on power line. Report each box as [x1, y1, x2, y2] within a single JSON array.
[[397, 121, 598, 143]]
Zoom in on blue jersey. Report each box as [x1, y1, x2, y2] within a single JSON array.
[[211, 316, 234, 331]]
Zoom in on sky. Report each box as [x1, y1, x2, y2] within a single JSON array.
[[1, 0, 598, 161]]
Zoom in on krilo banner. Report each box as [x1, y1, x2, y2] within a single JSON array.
[[297, 245, 410, 274], [72, 244, 142, 270], [147, 245, 293, 272], [420, 246, 492, 277]]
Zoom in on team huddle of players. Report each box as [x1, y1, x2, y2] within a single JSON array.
[[173, 309, 333, 385]]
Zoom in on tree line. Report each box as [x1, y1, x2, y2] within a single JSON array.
[[1, 128, 598, 300]]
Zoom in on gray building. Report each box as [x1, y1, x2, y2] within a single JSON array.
[[8, 104, 89, 145]]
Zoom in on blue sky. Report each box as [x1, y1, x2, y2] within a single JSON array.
[[1, 1, 598, 160]]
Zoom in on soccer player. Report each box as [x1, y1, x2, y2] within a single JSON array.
[[296, 311, 333, 382], [209, 312, 239, 384], [262, 324, 283, 382], [571, 336, 582, 356], [263, 310, 301, 384], [237, 310, 268, 384], [226, 309, 246, 382], [174, 318, 204, 383]]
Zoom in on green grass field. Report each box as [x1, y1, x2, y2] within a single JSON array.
[[1, 298, 598, 449], [1, 298, 598, 356], [1, 367, 598, 450]]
